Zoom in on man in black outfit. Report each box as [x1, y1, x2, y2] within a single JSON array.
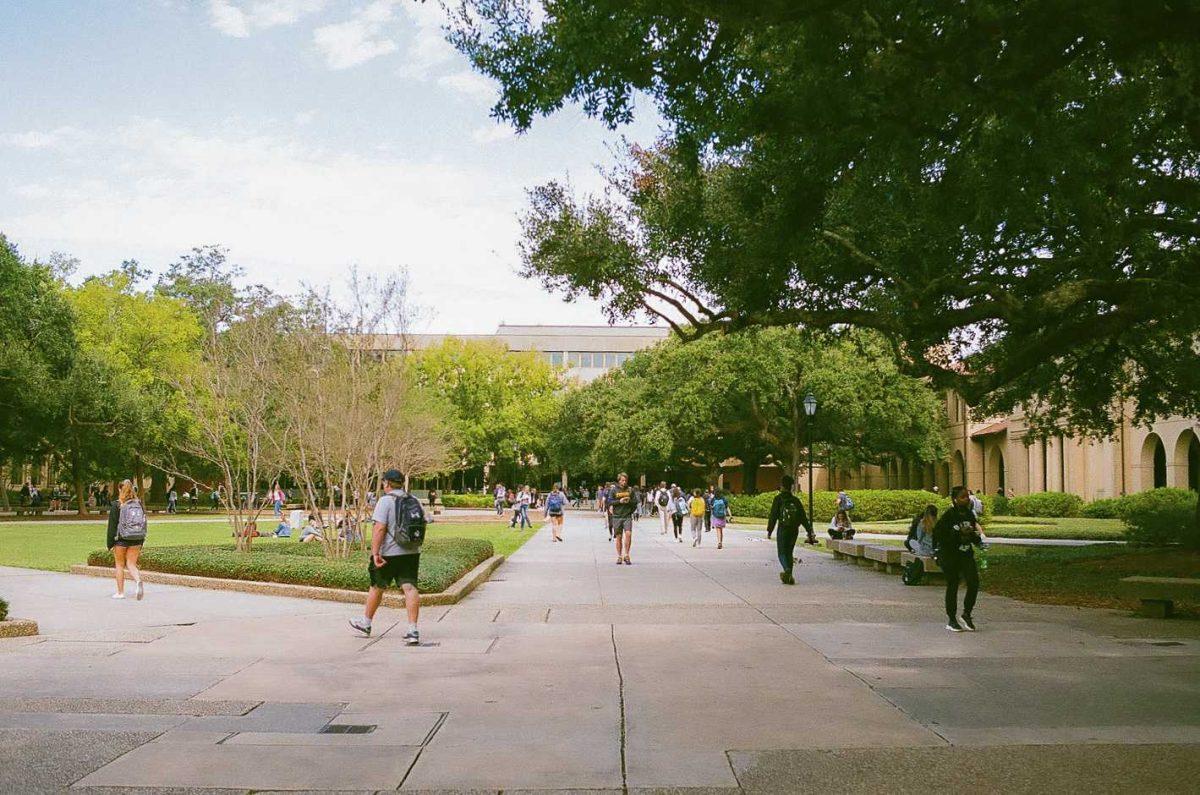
[[765, 475, 816, 585], [933, 485, 984, 632]]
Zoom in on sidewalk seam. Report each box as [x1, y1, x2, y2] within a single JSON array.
[[610, 623, 628, 794]]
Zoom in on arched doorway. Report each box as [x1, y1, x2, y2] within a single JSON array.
[[951, 450, 966, 489], [939, 462, 951, 495], [1173, 429, 1200, 492], [1141, 433, 1167, 490], [987, 447, 1005, 495]]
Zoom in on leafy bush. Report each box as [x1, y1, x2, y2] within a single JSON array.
[[1008, 491, 1083, 518], [990, 494, 1011, 516], [441, 493, 495, 509], [1080, 497, 1126, 519], [1120, 488, 1199, 548], [728, 489, 951, 523], [88, 537, 494, 594], [0, 596, 7, 622]]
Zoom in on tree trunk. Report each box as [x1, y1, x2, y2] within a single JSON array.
[[133, 457, 145, 497], [0, 464, 9, 509], [149, 468, 167, 504], [71, 448, 87, 517], [740, 457, 761, 495]]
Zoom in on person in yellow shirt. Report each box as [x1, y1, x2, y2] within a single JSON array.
[[688, 489, 706, 547]]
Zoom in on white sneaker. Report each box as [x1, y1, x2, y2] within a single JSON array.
[[111, 592, 125, 600], [135, 581, 144, 601]]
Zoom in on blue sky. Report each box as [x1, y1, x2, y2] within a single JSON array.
[[0, 0, 664, 331]]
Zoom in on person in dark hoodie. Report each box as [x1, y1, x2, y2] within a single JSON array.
[[933, 485, 984, 632]]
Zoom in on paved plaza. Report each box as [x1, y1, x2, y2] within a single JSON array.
[[1, 515, 1198, 792]]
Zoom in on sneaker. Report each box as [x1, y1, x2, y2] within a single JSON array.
[[623, 556, 631, 565], [348, 617, 371, 637], [961, 615, 976, 631], [135, 580, 144, 601], [779, 571, 795, 585], [717, 543, 723, 549], [945, 620, 964, 633], [403, 630, 420, 646], [111, 592, 125, 600]]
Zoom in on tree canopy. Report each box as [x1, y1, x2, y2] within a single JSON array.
[[452, 0, 1200, 438]]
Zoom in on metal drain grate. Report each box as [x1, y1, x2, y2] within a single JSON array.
[[321, 724, 376, 734]]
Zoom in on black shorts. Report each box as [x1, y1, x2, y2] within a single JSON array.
[[112, 540, 144, 548], [369, 554, 420, 589], [611, 515, 634, 534]]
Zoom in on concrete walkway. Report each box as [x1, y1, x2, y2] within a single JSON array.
[[1, 514, 1198, 792]]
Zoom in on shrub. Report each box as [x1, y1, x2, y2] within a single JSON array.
[[1121, 488, 1199, 548], [88, 537, 494, 594], [990, 494, 1011, 516], [728, 489, 949, 523], [0, 596, 7, 622], [1080, 497, 1126, 519], [441, 493, 495, 509], [1008, 491, 1083, 518]]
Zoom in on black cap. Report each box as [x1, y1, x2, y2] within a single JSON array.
[[382, 469, 404, 484]]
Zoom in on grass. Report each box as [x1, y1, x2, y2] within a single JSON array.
[[0, 518, 536, 573], [731, 515, 1125, 541]]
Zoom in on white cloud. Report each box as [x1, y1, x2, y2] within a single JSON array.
[[207, 0, 327, 38], [1, 126, 91, 151], [472, 124, 514, 144], [312, 0, 403, 70], [396, 1, 457, 78], [438, 70, 497, 102]]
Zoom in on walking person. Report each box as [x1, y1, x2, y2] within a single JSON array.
[[688, 489, 706, 546], [765, 475, 815, 585], [670, 486, 687, 542], [608, 473, 639, 564], [544, 482, 567, 542], [933, 486, 984, 632], [710, 489, 731, 549], [598, 482, 613, 541], [166, 487, 177, 514], [272, 483, 284, 517], [653, 481, 672, 535], [349, 469, 424, 645], [106, 479, 147, 601], [494, 482, 507, 515], [703, 486, 714, 533]]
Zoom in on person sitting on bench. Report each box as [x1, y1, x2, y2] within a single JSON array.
[[905, 505, 937, 557]]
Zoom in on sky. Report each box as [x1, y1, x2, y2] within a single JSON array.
[[0, 0, 665, 332]]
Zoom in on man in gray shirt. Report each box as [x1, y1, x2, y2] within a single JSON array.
[[349, 469, 421, 645]]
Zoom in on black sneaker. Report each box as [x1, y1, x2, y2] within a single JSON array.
[[779, 571, 795, 585], [945, 620, 964, 633], [961, 615, 976, 631], [403, 629, 420, 646]]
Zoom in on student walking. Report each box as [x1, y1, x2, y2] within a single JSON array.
[[166, 488, 177, 514], [272, 484, 284, 517], [106, 479, 147, 601], [703, 486, 714, 533], [653, 481, 671, 535], [544, 483, 566, 542], [933, 486, 984, 632], [350, 469, 424, 645], [765, 475, 814, 585], [510, 485, 534, 529], [608, 473, 639, 564], [710, 489, 731, 549], [670, 487, 687, 542], [688, 489, 706, 546]]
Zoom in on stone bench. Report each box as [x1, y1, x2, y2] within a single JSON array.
[[864, 545, 903, 574], [13, 507, 46, 517], [835, 540, 871, 565], [900, 551, 943, 576], [1120, 576, 1200, 619]]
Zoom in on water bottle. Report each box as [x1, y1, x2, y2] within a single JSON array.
[[977, 545, 989, 571]]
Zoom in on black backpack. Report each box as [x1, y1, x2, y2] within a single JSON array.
[[657, 491, 670, 507], [390, 493, 427, 546], [777, 492, 804, 530], [902, 558, 925, 586]]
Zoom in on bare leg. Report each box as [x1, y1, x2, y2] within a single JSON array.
[[623, 529, 633, 560], [615, 532, 623, 561], [125, 544, 142, 584], [112, 546, 127, 595], [716, 523, 724, 547], [401, 582, 420, 625], [363, 586, 384, 620]]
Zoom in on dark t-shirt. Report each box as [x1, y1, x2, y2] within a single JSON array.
[[932, 505, 980, 560], [607, 484, 639, 519]]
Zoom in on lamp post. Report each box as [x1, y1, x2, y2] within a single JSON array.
[[803, 393, 818, 527]]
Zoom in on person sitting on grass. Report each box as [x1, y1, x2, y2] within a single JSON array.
[[274, 517, 292, 538], [828, 509, 856, 540], [299, 515, 323, 543]]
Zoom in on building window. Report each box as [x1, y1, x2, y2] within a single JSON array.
[[567, 352, 580, 366], [549, 351, 564, 366], [604, 352, 617, 368], [580, 352, 593, 368]]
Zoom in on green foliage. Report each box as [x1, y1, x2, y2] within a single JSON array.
[[1080, 498, 1126, 520], [729, 490, 948, 524], [990, 494, 1011, 516], [87, 537, 494, 594], [441, 493, 495, 509], [1120, 488, 1200, 548], [0, 596, 8, 622], [452, 1, 1200, 438], [1008, 492, 1084, 518]]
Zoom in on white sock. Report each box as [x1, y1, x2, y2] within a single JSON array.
[[361, 616, 372, 627], [408, 623, 418, 634]]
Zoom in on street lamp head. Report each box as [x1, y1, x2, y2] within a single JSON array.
[[803, 393, 818, 417]]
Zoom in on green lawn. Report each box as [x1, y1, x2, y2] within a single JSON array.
[[0, 518, 535, 572]]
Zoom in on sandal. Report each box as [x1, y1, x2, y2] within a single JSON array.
[[623, 556, 631, 565]]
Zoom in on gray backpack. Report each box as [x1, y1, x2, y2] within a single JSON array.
[[117, 499, 148, 541]]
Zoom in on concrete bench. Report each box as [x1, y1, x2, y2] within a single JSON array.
[[1120, 576, 1200, 619], [13, 507, 46, 517], [824, 538, 845, 559], [835, 540, 871, 564], [864, 545, 903, 574], [900, 551, 943, 576]]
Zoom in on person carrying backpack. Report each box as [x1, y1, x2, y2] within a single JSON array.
[[933, 486, 983, 633], [710, 489, 731, 549], [670, 487, 687, 542], [106, 479, 147, 601], [350, 469, 424, 645], [687, 489, 706, 546], [766, 476, 815, 585], [544, 482, 567, 542], [654, 481, 671, 535]]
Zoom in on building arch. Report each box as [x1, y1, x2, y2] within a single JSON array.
[[1172, 429, 1200, 492], [986, 447, 1006, 495], [939, 462, 951, 495], [1140, 433, 1167, 490], [951, 450, 966, 488]]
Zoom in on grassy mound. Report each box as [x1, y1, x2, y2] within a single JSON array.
[[88, 537, 493, 594]]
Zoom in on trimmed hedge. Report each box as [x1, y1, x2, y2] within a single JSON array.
[[87, 537, 494, 594], [0, 596, 7, 622], [1120, 488, 1199, 548], [441, 493, 495, 509], [1008, 491, 1083, 518], [1080, 497, 1125, 519], [728, 490, 958, 523]]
